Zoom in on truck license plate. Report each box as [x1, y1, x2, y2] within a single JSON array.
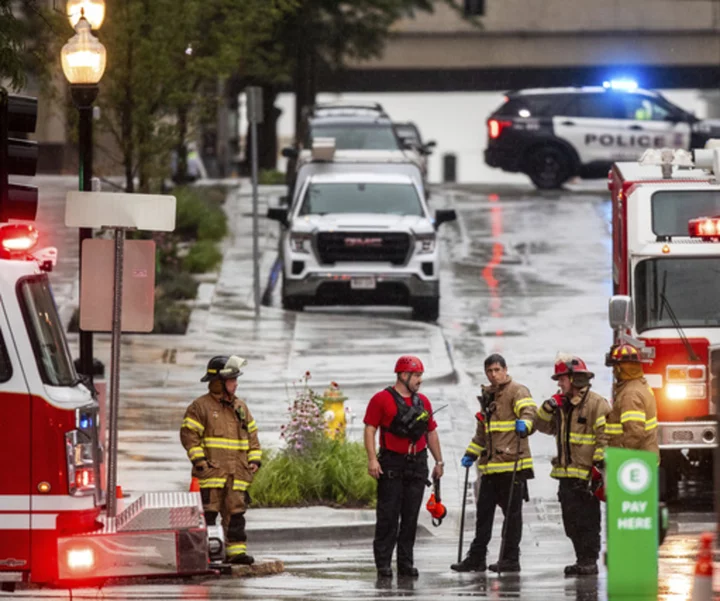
[[351, 277, 376, 290], [672, 430, 694, 442]]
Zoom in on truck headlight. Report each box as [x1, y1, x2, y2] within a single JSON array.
[[665, 383, 706, 400], [290, 233, 311, 253], [415, 234, 436, 254]]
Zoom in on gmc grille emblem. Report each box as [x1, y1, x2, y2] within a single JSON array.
[[344, 237, 383, 248]]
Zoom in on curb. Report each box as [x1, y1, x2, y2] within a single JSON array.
[[248, 522, 433, 544]]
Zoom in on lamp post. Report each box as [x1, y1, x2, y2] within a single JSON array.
[[61, 13, 106, 382]]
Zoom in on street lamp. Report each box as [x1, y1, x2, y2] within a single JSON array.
[[61, 15, 106, 381], [66, 0, 105, 30]]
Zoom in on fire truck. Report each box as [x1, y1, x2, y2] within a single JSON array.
[[607, 145, 720, 499], [0, 94, 215, 591]]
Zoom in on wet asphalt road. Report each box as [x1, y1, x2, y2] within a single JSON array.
[[5, 178, 717, 600]]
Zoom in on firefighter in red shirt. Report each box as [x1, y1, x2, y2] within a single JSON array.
[[364, 355, 444, 580]]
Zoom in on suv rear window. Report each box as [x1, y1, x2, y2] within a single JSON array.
[[493, 95, 570, 118]]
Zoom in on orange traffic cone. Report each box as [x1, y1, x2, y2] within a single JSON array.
[[691, 532, 714, 601], [115, 485, 125, 513], [189, 477, 200, 493]]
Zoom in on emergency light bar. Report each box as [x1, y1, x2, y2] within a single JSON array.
[[688, 216, 720, 240], [0, 223, 38, 254], [603, 79, 638, 92]]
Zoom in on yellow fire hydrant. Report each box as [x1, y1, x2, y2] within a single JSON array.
[[321, 382, 347, 439]]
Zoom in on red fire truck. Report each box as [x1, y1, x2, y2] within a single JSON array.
[[0, 223, 216, 591], [607, 146, 720, 498]]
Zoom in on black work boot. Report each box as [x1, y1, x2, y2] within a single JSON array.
[[564, 564, 580, 576], [229, 553, 254, 565], [451, 556, 487, 572], [397, 565, 419, 578], [377, 567, 393, 578], [575, 562, 598, 576], [488, 560, 520, 573]]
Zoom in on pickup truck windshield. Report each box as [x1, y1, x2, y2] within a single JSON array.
[[652, 190, 720, 236], [635, 257, 720, 331], [309, 124, 400, 151], [299, 182, 423, 216], [18, 275, 77, 386]]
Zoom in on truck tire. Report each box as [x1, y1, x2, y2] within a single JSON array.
[[412, 297, 439, 322], [525, 145, 573, 189]]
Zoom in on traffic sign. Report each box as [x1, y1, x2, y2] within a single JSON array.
[[606, 447, 659, 597], [65, 191, 176, 231]]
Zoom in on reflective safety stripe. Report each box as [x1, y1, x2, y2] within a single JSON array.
[[605, 423, 623, 435], [188, 446, 205, 460], [620, 411, 646, 423], [568, 432, 595, 445], [645, 417, 658, 431], [247, 420, 258, 433], [488, 421, 516, 433], [248, 450, 262, 462], [514, 398, 536, 416], [466, 442, 483, 455], [593, 448, 605, 462], [521, 419, 533, 433], [226, 543, 247, 557], [203, 437, 250, 451], [182, 417, 205, 434], [594, 416, 606, 430], [550, 466, 590, 480], [537, 406, 553, 422], [232, 480, 250, 492], [198, 477, 227, 489], [479, 457, 534, 474]]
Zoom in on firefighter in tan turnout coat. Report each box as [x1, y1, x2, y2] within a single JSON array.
[[181, 355, 262, 565], [534, 354, 611, 577]]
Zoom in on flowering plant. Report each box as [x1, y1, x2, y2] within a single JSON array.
[[280, 372, 326, 454]]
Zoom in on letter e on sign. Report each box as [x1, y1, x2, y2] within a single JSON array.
[[618, 459, 651, 495]]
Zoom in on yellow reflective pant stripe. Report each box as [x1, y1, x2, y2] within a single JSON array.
[[203, 437, 250, 450], [198, 477, 227, 489], [226, 543, 247, 556], [182, 417, 205, 434], [479, 457, 533, 474], [620, 411, 646, 423], [550, 466, 590, 480]]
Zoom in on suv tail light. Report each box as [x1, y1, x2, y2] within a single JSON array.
[[488, 119, 512, 140]]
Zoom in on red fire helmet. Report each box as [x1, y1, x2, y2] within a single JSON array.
[[552, 353, 594, 381], [395, 355, 425, 374]]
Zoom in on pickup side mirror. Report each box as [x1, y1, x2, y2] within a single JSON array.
[[434, 209, 457, 230], [281, 147, 298, 159], [267, 207, 289, 226], [609, 295, 634, 329], [422, 140, 437, 155]]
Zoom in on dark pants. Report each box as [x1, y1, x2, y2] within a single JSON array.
[[558, 478, 601, 564], [373, 449, 429, 570], [468, 471, 526, 563]]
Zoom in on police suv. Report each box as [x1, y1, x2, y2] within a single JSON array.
[[484, 82, 720, 189]]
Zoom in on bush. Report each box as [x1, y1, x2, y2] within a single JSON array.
[[174, 186, 228, 242], [183, 240, 222, 273], [153, 298, 191, 334], [197, 209, 228, 241], [157, 271, 199, 300], [259, 169, 286, 185], [250, 440, 376, 508]]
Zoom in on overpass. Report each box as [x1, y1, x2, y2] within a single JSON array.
[[323, 0, 720, 92]]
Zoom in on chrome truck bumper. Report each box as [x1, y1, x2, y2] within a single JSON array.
[[658, 421, 717, 450], [57, 492, 211, 582]]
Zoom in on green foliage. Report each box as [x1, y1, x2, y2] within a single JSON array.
[[157, 271, 199, 300], [153, 298, 192, 334], [250, 439, 376, 508], [259, 169, 286, 185], [174, 186, 228, 242], [183, 240, 222, 273]]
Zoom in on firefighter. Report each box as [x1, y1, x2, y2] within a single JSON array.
[[451, 354, 536, 574], [180, 355, 262, 565], [364, 355, 444, 579], [605, 343, 659, 457], [534, 354, 611, 576]]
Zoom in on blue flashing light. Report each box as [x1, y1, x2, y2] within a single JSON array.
[[603, 79, 638, 92], [80, 417, 91, 429]]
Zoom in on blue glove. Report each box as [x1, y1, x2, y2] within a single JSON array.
[[461, 454, 475, 468], [515, 420, 529, 438]]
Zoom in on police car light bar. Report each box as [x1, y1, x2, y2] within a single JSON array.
[[688, 216, 720, 241], [0, 223, 38, 253], [603, 79, 638, 92]]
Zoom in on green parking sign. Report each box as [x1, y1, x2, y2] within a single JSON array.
[[606, 447, 658, 598]]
